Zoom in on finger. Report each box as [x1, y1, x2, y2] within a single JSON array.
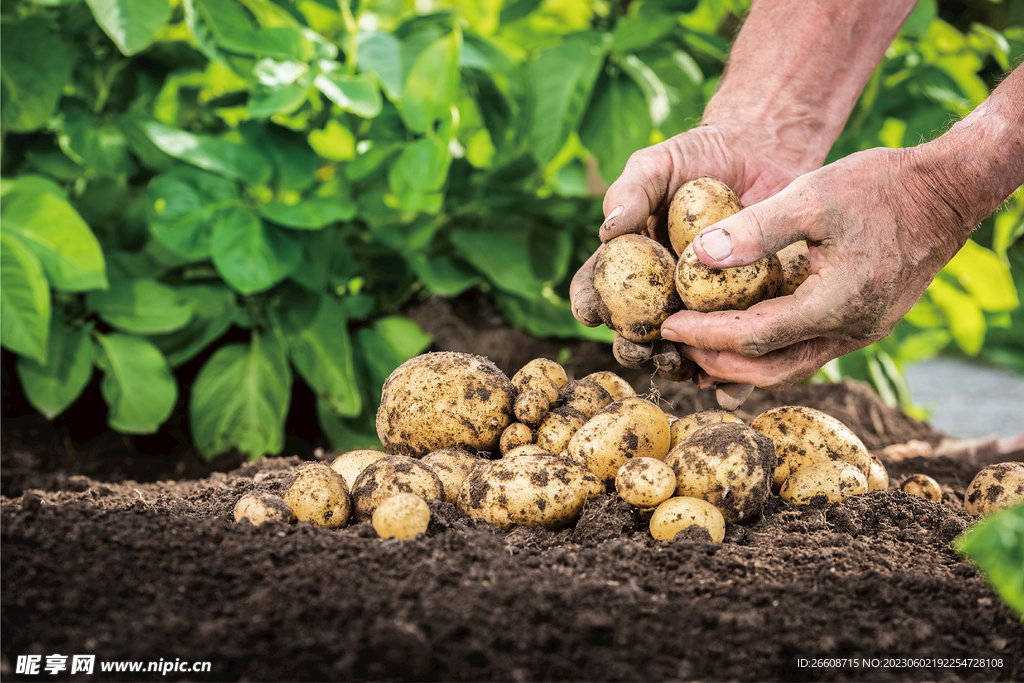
[[598, 145, 675, 242], [682, 337, 850, 390], [569, 249, 605, 327], [612, 334, 654, 369], [651, 341, 696, 382], [715, 383, 754, 411]]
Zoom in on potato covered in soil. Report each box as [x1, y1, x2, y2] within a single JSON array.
[[567, 397, 672, 485], [665, 423, 776, 523], [615, 457, 677, 508], [901, 473, 942, 502], [351, 455, 444, 522], [376, 352, 515, 457], [583, 371, 635, 401], [421, 448, 484, 504], [372, 493, 431, 540], [281, 462, 351, 528], [964, 462, 1024, 516], [777, 241, 812, 296], [456, 454, 603, 530], [559, 379, 613, 419], [675, 243, 783, 313], [234, 491, 292, 526], [329, 449, 388, 492], [667, 177, 743, 257], [593, 234, 681, 343], [649, 496, 726, 542], [867, 454, 889, 492], [751, 406, 872, 493], [779, 461, 868, 505], [669, 410, 744, 449], [500, 422, 535, 454], [535, 407, 588, 454]]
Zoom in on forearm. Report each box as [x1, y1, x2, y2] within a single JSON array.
[[703, 0, 918, 174]]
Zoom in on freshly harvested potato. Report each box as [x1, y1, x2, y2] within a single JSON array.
[[593, 234, 681, 343], [234, 491, 292, 526], [669, 410, 744, 449], [675, 243, 783, 313], [866, 453, 889, 492], [421, 448, 484, 504], [535, 407, 588, 454], [281, 462, 351, 528], [665, 423, 776, 523], [512, 358, 569, 392], [559, 379, 613, 419], [329, 449, 388, 492], [567, 397, 671, 485], [777, 241, 811, 296], [514, 377, 559, 427], [372, 493, 431, 540], [649, 496, 726, 542], [351, 455, 444, 522], [504, 444, 556, 458], [583, 371, 635, 401], [779, 461, 868, 505], [667, 177, 743, 257], [615, 457, 677, 508], [901, 473, 942, 502], [750, 406, 872, 493], [964, 462, 1024, 516], [457, 454, 603, 530], [376, 352, 515, 457], [500, 422, 535, 454]]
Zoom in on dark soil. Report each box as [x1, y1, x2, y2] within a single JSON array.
[[3, 296, 1023, 682]]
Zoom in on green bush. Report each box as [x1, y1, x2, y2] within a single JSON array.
[[1, 0, 1020, 459]]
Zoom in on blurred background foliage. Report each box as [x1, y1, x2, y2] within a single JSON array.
[[1, 0, 1021, 459]]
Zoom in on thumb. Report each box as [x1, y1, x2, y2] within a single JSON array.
[[598, 147, 675, 241], [690, 197, 803, 269]]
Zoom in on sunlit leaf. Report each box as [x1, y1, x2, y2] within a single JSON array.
[[85, 0, 172, 55], [210, 207, 302, 294], [95, 333, 177, 434], [0, 17, 71, 132], [0, 231, 51, 363], [87, 279, 195, 334], [401, 29, 461, 134], [580, 70, 653, 183], [16, 313, 94, 419]]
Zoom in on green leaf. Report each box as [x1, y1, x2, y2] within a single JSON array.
[[0, 17, 71, 133], [372, 315, 432, 362], [238, 122, 320, 191], [210, 207, 302, 294], [529, 32, 610, 166], [388, 137, 451, 193], [314, 66, 383, 118], [56, 104, 135, 178], [0, 191, 107, 292], [308, 119, 357, 161], [87, 279, 195, 334], [928, 277, 986, 355], [0, 231, 51, 363], [273, 292, 361, 417], [190, 331, 291, 460], [943, 240, 1019, 312], [147, 284, 236, 366], [218, 27, 307, 61], [0, 175, 67, 199], [16, 314, 94, 419], [316, 398, 383, 451], [148, 166, 241, 260], [85, 0, 172, 56], [260, 197, 356, 229], [450, 225, 547, 299], [580, 71, 653, 183], [900, 0, 937, 38], [248, 59, 313, 118], [496, 291, 616, 342], [500, 0, 544, 24], [408, 253, 482, 297], [139, 120, 272, 185], [358, 31, 403, 102], [95, 333, 177, 434], [611, 2, 679, 54], [401, 29, 462, 134], [955, 501, 1024, 617]]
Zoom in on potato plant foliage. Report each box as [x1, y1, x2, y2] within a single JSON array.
[[0, 0, 1021, 459]]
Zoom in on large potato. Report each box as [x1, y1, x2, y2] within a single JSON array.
[[567, 397, 672, 485], [669, 410, 744, 449], [665, 423, 776, 523], [649, 496, 726, 542], [593, 234, 681, 343], [667, 177, 743, 257], [535, 406, 588, 454], [376, 352, 515, 457], [329, 449, 388, 492], [457, 454, 603, 530], [780, 461, 868, 505], [675, 243, 783, 313], [351, 455, 445, 522], [281, 462, 351, 528], [964, 462, 1024, 516], [750, 405, 872, 493], [421, 448, 485, 504]]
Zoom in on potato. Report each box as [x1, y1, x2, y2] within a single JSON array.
[[964, 462, 1024, 516], [376, 352, 515, 457], [421, 448, 484, 504], [329, 449, 388, 492], [514, 380, 559, 427], [750, 406, 872, 493], [866, 453, 889, 492], [593, 234, 681, 343], [615, 457, 677, 508], [669, 410, 744, 449], [649, 496, 726, 543], [281, 462, 351, 528], [777, 240, 811, 296], [559, 379, 613, 419], [779, 461, 868, 505], [583, 370, 635, 401], [567, 397, 671, 485], [505, 444, 555, 458], [512, 358, 568, 392], [535, 406, 588, 454], [901, 473, 942, 502], [234, 491, 292, 526], [457, 454, 603, 530], [675, 243, 783, 313], [351, 455, 445, 522], [500, 422, 535, 454], [667, 177, 743, 257], [372, 493, 431, 540], [665, 423, 776, 523]]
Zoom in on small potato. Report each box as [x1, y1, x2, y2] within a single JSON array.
[[567, 397, 672, 485], [512, 358, 568, 392], [500, 422, 535, 454], [421, 448, 484, 504], [670, 410, 744, 449], [234, 491, 292, 526], [867, 453, 889, 492], [777, 241, 811, 296], [282, 462, 351, 528], [780, 461, 868, 505], [667, 177, 743, 257], [593, 234, 682, 343], [665, 423, 776, 523], [751, 405, 873, 493], [649, 496, 726, 543], [329, 449, 388, 492], [559, 379, 613, 419], [583, 371, 636, 401], [351, 455, 444, 522], [515, 381, 558, 427], [372, 493, 431, 540], [675, 243, 783, 313], [535, 407, 588, 454], [901, 473, 942, 502], [964, 462, 1024, 516], [615, 457, 677, 508], [457, 454, 603, 530]]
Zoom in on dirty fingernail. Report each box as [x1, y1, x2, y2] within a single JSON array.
[[701, 229, 733, 261], [601, 205, 624, 230]]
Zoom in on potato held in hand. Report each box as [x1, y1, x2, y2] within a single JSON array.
[[593, 234, 681, 343], [675, 244, 783, 313], [667, 177, 743, 256]]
